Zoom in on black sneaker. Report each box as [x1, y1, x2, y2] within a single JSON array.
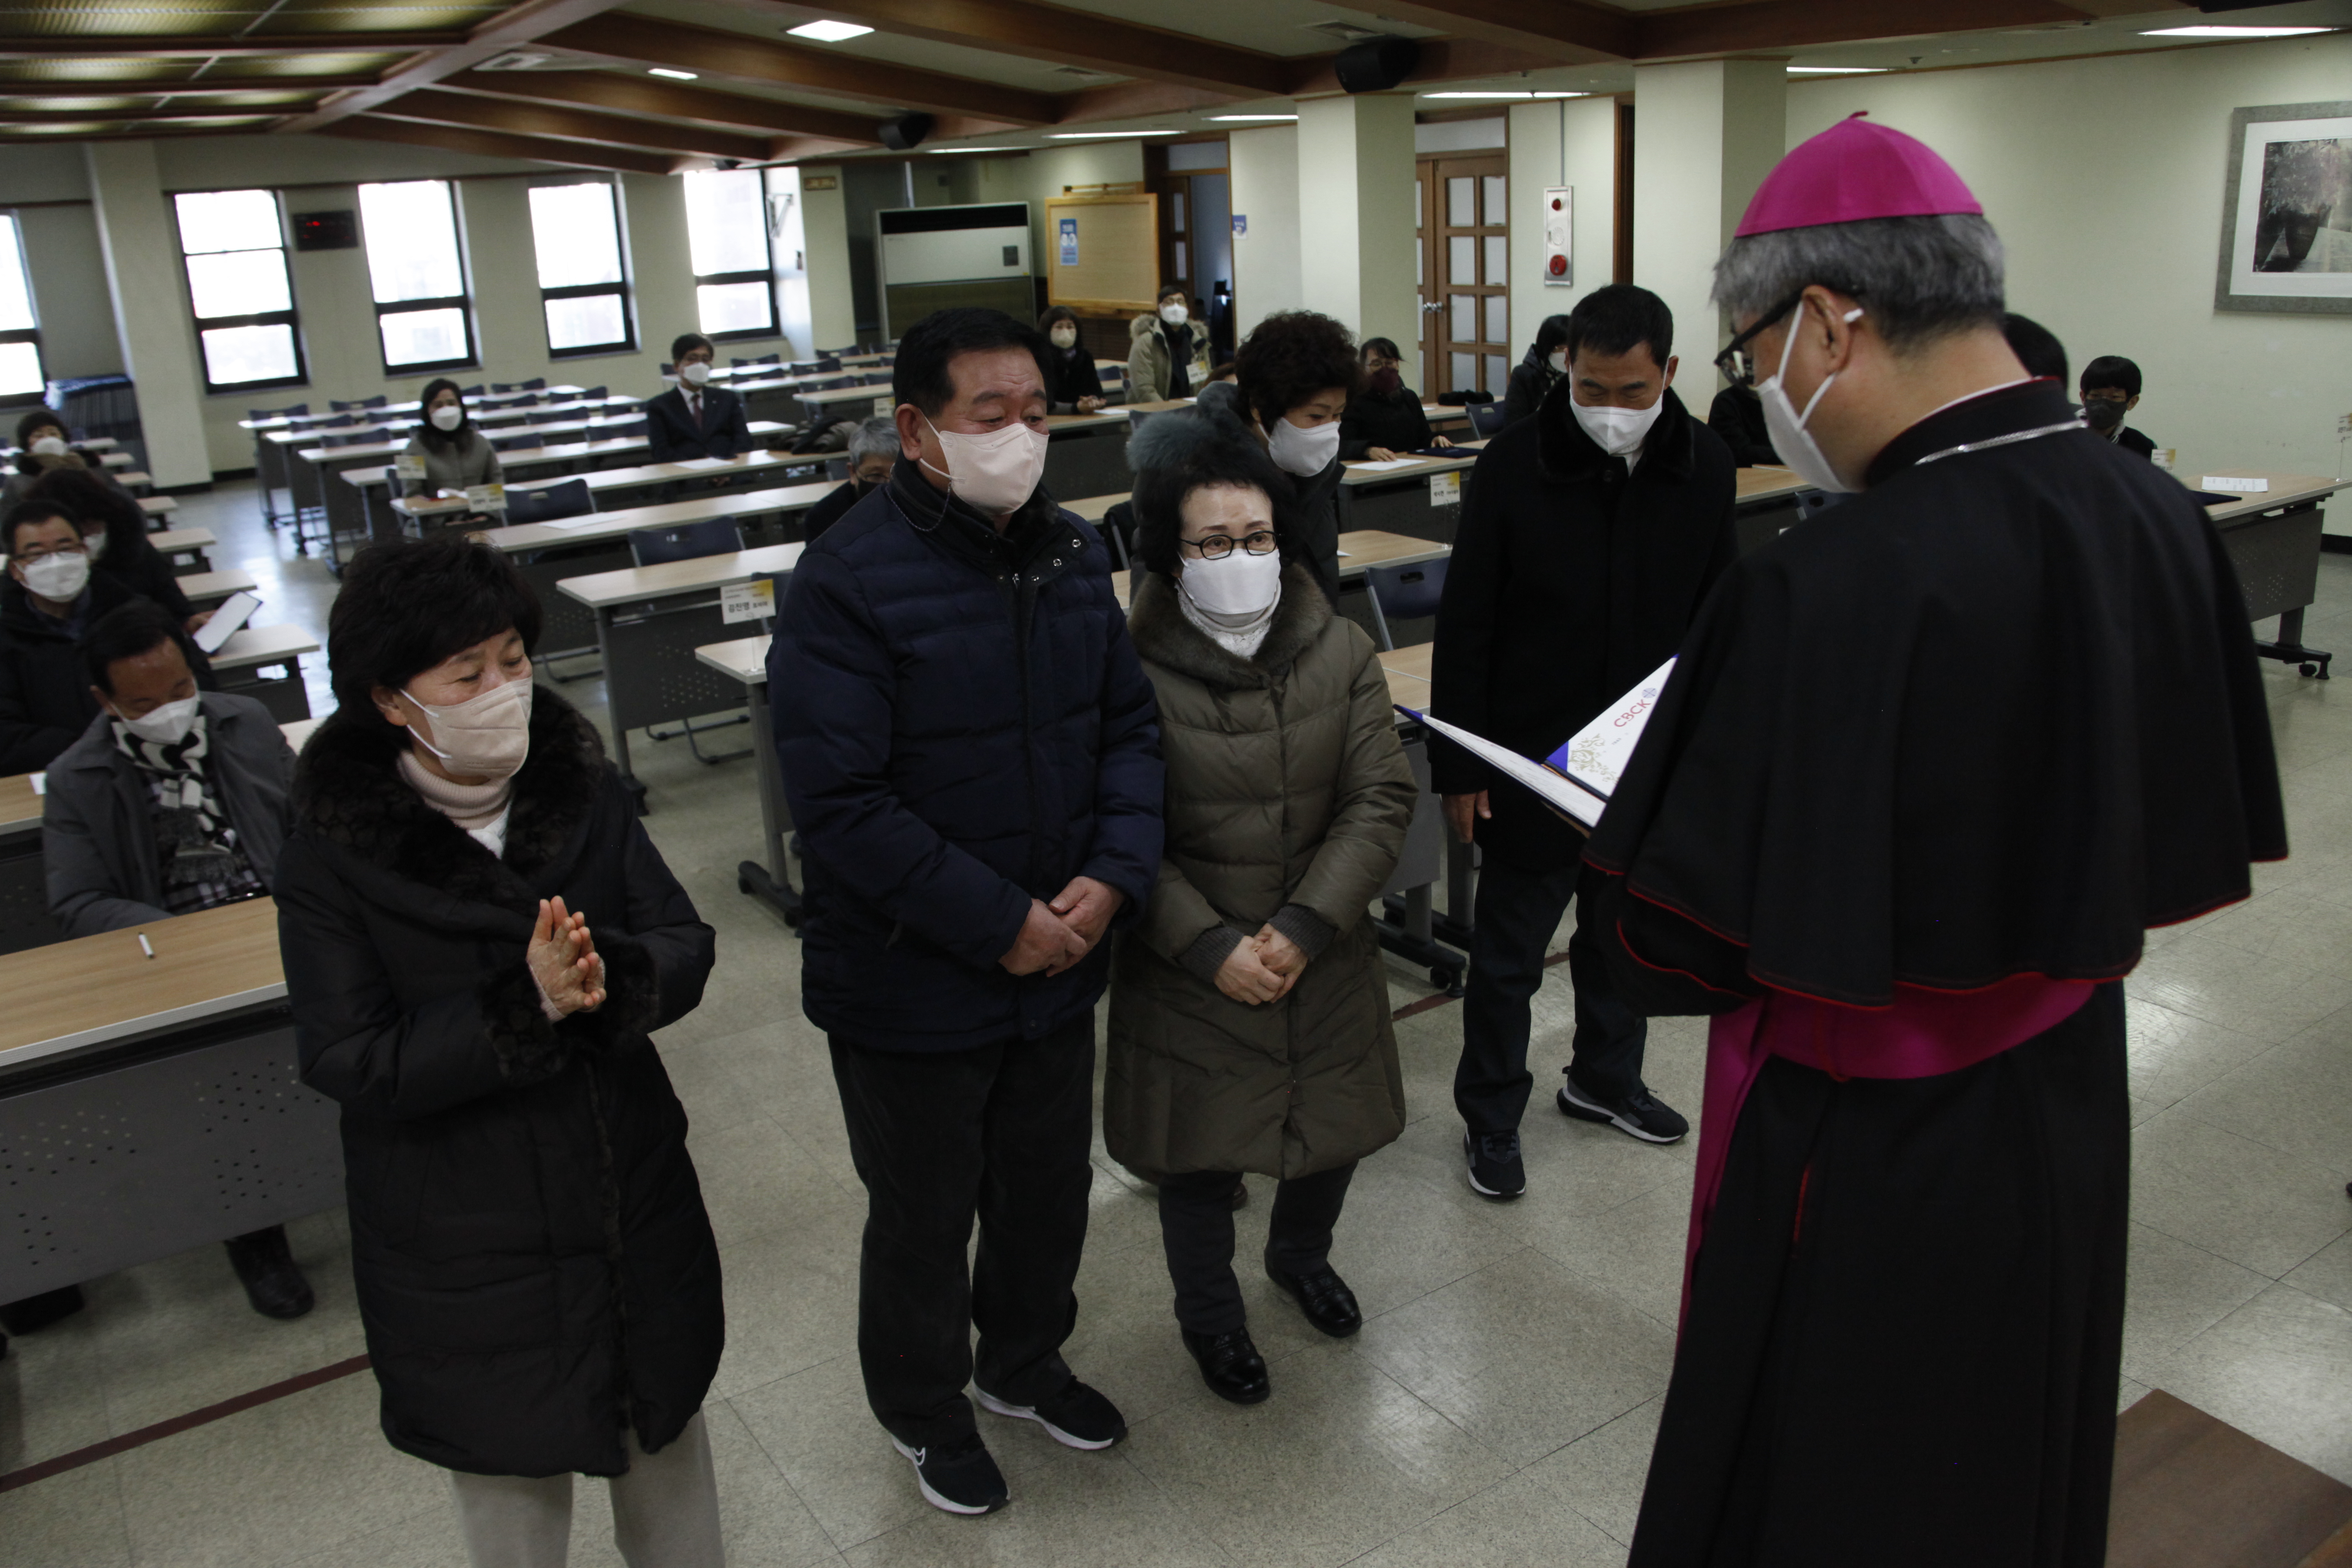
[[223, 1225, 315, 1320], [890, 1432, 1009, 1516], [973, 1377, 1127, 1450], [1558, 1076, 1689, 1144], [1464, 1130, 1525, 1199]]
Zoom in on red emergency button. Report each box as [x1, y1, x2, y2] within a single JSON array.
[[1548, 255, 1568, 276]]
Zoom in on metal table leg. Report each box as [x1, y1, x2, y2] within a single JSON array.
[[737, 680, 802, 924]]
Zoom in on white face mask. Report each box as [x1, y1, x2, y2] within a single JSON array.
[[921, 415, 1048, 516], [1181, 545, 1283, 616], [1050, 326, 1078, 350], [20, 550, 89, 602], [115, 694, 200, 747], [405, 673, 533, 780], [1266, 414, 1340, 477], [679, 361, 712, 387], [29, 435, 67, 457], [1757, 299, 1865, 495], [1547, 350, 1568, 376], [1571, 396, 1664, 459], [1159, 302, 1189, 327], [428, 404, 463, 431]]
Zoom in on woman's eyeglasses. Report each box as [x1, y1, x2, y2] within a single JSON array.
[[1180, 530, 1279, 560]]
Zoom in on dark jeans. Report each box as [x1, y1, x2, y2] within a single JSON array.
[[828, 1014, 1096, 1449], [1455, 859, 1647, 1135], [1157, 1163, 1356, 1336]]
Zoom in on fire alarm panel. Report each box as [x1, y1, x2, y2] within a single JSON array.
[[1542, 187, 1572, 286]]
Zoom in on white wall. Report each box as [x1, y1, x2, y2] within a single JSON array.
[[1228, 125, 1302, 330], [1633, 60, 1785, 365], [1297, 94, 1419, 364], [1788, 34, 2352, 499], [87, 142, 212, 486], [1508, 95, 1619, 364]]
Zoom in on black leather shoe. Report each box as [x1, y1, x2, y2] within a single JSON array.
[[0, 1284, 86, 1336], [223, 1226, 315, 1320], [1264, 1261, 1362, 1337], [1180, 1327, 1270, 1405]]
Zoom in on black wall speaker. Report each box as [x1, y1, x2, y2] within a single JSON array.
[[1334, 36, 1420, 95], [878, 112, 934, 151], [290, 210, 358, 250]]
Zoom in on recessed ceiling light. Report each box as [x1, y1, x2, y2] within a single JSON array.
[[648, 67, 697, 80], [1210, 114, 1297, 122], [931, 146, 1025, 154], [1421, 90, 1585, 100], [1047, 129, 1181, 138], [787, 19, 874, 42], [2141, 24, 2333, 36], [1786, 66, 1888, 74]]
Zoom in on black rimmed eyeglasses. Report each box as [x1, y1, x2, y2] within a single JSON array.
[[1180, 530, 1279, 560], [1712, 287, 1812, 390]]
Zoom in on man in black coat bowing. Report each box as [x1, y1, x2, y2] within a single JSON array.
[[1431, 284, 1735, 1200]]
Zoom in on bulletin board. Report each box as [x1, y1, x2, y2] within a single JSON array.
[[1044, 193, 1158, 315]]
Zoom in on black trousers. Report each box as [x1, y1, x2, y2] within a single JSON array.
[[1455, 858, 1648, 1135], [1157, 1162, 1356, 1336], [828, 1014, 1096, 1449]]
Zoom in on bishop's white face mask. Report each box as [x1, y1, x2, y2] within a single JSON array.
[[1159, 301, 1189, 326], [29, 435, 67, 457], [921, 415, 1048, 516], [1050, 326, 1078, 350], [1181, 546, 1283, 616], [20, 550, 89, 602], [678, 361, 713, 386], [1266, 414, 1340, 477], [115, 695, 199, 747], [428, 405, 463, 432], [1758, 299, 1865, 495], [1571, 396, 1664, 459], [405, 673, 533, 780]]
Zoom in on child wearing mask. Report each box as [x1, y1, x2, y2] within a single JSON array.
[[2079, 355, 2156, 460], [1038, 306, 1108, 413], [1340, 338, 1454, 462]]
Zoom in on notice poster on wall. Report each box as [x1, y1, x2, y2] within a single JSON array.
[[1058, 216, 1079, 266], [1233, 214, 1248, 237]]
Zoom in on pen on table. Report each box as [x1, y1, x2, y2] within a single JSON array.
[[138, 933, 154, 959]]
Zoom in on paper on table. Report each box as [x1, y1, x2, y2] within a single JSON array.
[[541, 514, 613, 531], [674, 456, 744, 469], [2201, 476, 2269, 493], [1349, 458, 1421, 471]]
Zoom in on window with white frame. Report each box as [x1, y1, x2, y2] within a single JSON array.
[[527, 179, 633, 355], [357, 180, 475, 373], [172, 189, 302, 392], [683, 169, 775, 340]]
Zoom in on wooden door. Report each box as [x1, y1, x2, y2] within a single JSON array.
[[1416, 153, 1512, 400]]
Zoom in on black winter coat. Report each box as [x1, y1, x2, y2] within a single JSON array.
[[1500, 351, 1559, 429], [1430, 381, 1737, 872], [1707, 384, 1779, 467], [276, 691, 721, 1478], [769, 462, 1163, 1053], [1339, 385, 1434, 459], [1041, 342, 1101, 413], [0, 574, 216, 774], [642, 384, 751, 462]]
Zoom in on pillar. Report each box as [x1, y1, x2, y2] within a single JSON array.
[[1631, 59, 1787, 361], [1296, 92, 1418, 357], [788, 165, 856, 353], [84, 140, 211, 487], [1507, 95, 1622, 355]]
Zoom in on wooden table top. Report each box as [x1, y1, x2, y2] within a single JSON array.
[[696, 634, 771, 685], [797, 384, 893, 407], [1342, 441, 1487, 484], [475, 481, 836, 553], [149, 526, 214, 553], [139, 496, 175, 519], [558, 542, 806, 610], [0, 769, 37, 834], [1736, 465, 1810, 504], [2187, 470, 2349, 526], [394, 448, 825, 518], [212, 624, 320, 671], [180, 568, 257, 602], [0, 897, 286, 1072], [1377, 645, 1432, 713]]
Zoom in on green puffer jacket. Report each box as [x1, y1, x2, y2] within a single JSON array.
[[1104, 565, 1418, 1182]]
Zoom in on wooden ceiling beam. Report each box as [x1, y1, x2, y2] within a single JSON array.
[[1633, 0, 2101, 59], [378, 85, 775, 160], [0, 34, 462, 58], [755, 0, 1289, 97], [278, 0, 638, 132], [537, 14, 1057, 124], [323, 111, 681, 174], [1351, 0, 1637, 64], [0, 73, 379, 95], [444, 67, 882, 143], [0, 106, 289, 125]]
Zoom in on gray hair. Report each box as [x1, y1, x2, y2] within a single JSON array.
[[1711, 214, 2006, 351], [846, 415, 899, 464]]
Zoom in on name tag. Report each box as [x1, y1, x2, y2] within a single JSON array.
[[721, 579, 775, 624], [394, 453, 426, 480], [465, 483, 505, 511], [1429, 472, 1461, 506]]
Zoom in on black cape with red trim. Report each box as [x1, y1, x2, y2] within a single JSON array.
[[1583, 379, 2285, 1010]]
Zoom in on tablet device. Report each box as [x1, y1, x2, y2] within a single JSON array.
[[194, 591, 260, 654]]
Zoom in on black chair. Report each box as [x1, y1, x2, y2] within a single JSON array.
[[321, 431, 382, 449], [520, 377, 547, 391], [526, 410, 573, 426], [578, 385, 607, 400], [1435, 389, 1493, 407], [628, 516, 751, 763], [1468, 402, 1511, 438], [730, 354, 780, 369], [659, 363, 675, 378], [504, 477, 592, 526], [249, 402, 309, 421], [823, 456, 850, 482], [1097, 500, 1135, 570], [460, 385, 484, 397], [318, 413, 356, 428], [814, 356, 843, 372], [490, 431, 547, 452], [1362, 556, 1449, 651]]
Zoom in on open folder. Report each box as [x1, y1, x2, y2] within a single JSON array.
[[1396, 657, 1675, 829]]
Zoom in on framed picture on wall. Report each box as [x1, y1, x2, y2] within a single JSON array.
[[2216, 99, 2352, 315]]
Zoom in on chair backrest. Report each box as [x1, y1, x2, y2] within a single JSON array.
[[526, 410, 573, 426], [320, 413, 355, 428], [629, 516, 742, 566], [250, 402, 309, 420], [460, 385, 484, 397], [859, 371, 893, 386], [490, 431, 546, 452], [1362, 557, 1450, 651], [814, 356, 843, 372], [660, 362, 674, 377], [1467, 402, 1511, 438], [823, 456, 850, 482], [329, 398, 363, 412], [804, 375, 856, 393], [520, 377, 547, 391], [322, 431, 381, 449], [579, 385, 607, 400], [730, 354, 780, 368], [503, 477, 592, 525], [600, 417, 649, 441], [490, 382, 518, 394]]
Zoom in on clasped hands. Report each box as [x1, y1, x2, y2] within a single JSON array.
[[527, 895, 607, 1018], [1000, 875, 1126, 977], [1215, 924, 1306, 1006]]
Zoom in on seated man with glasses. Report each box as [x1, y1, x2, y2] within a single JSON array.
[[0, 500, 216, 774]]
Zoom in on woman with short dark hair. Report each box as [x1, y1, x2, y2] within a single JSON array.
[[1105, 415, 1416, 1407], [23, 468, 202, 630], [275, 534, 724, 1568], [1037, 304, 1107, 414], [1340, 337, 1452, 462], [3, 407, 119, 509], [400, 377, 503, 521], [1196, 309, 1363, 603]]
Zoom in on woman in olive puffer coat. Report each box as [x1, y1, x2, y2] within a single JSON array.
[[1104, 415, 1417, 1407]]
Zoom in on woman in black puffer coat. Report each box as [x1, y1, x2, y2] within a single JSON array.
[[275, 534, 723, 1566]]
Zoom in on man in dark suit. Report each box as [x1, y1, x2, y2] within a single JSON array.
[[644, 331, 752, 461]]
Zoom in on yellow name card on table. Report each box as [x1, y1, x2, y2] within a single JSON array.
[[721, 579, 775, 625], [394, 453, 426, 481], [465, 483, 506, 511]]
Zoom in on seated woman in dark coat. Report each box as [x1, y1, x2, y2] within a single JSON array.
[[27, 467, 203, 631], [274, 534, 724, 1568], [1339, 337, 1454, 461], [1037, 304, 1108, 413], [1500, 314, 1572, 429]]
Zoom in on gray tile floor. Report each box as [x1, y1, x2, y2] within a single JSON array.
[[2, 481, 2348, 1565]]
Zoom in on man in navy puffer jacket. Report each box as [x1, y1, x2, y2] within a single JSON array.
[[769, 307, 1162, 1517]]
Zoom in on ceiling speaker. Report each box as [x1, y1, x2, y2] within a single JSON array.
[[1334, 36, 1419, 95], [879, 112, 934, 151]]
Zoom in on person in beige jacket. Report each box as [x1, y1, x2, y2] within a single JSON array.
[[1127, 284, 1206, 403], [1104, 419, 1416, 1407]]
